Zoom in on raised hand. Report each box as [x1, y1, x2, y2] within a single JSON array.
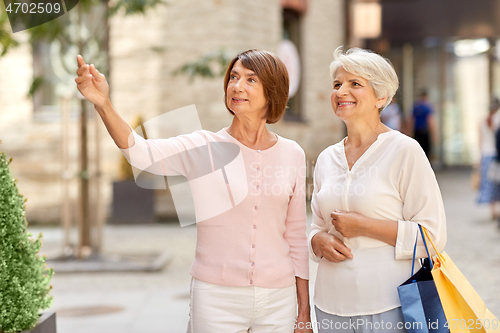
[[74, 55, 132, 149], [75, 55, 110, 109]]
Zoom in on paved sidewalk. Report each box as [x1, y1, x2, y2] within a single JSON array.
[[34, 224, 197, 333], [434, 168, 500, 314], [30, 168, 500, 333]]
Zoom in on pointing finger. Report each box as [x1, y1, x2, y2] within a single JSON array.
[[76, 54, 86, 68]]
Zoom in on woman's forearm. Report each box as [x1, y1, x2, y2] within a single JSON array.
[[330, 210, 398, 247], [361, 217, 398, 247], [95, 99, 133, 149], [295, 277, 310, 316]]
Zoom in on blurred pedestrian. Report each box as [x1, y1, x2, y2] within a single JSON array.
[[309, 47, 446, 333], [380, 97, 402, 131], [476, 98, 500, 220], [75, 50, 312, 333], [410, 90, 437, 158]]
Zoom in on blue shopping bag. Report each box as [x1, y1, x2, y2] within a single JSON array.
[[397, 226, 449, 333]]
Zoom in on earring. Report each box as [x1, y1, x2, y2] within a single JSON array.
[[376, 104, 380, 108]]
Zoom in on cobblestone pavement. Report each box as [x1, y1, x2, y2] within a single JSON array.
[[30, 168, 500, 333]]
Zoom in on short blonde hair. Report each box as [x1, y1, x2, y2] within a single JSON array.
[[329, 47, 399, 112]]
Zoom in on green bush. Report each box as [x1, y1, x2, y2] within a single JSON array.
[[0, 152, 53, 333]]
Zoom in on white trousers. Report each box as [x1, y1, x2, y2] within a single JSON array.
[[186, 278, 297, 333]]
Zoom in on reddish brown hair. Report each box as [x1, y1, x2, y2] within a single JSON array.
[[223, 49, 289, 124]]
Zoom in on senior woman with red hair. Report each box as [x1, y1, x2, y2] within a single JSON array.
[[76, 50, 312, 333]]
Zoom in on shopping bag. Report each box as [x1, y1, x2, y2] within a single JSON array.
[[421, 228, 500, 333], [398, 226, 449, 333]]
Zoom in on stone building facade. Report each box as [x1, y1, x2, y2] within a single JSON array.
[[0, 0, 345, 224]]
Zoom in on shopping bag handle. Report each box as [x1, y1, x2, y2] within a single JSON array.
[[411, 225, 432, 275], [411, 230, 419, 275], [420, 225, 446, 264]]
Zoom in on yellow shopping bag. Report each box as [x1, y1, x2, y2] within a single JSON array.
[[422, 228, 500, 333]]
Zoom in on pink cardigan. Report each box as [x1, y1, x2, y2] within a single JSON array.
[[121, 127, 309, 288]]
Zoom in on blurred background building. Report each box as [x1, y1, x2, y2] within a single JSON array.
[[0, 0, 343, 232], [372, 0, 500, 168], [1, 0, 500, 234]]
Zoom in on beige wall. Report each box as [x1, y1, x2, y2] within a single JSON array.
[[0, 31, 67, 223], [0, 0, 345, 223]]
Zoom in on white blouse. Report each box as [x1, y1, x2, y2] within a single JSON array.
[[308, 130, 447, 316]]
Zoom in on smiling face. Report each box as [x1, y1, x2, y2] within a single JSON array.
[[226, 60, 268, 119], [331, 67, 387, 122]]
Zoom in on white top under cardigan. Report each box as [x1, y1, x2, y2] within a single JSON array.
[[308, 130, 447, 316]]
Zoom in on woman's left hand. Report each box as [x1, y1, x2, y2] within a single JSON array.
[[330, 209, 367, 238], [294, 313, 313, 333]]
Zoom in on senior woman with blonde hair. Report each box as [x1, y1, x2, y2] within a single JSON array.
[[76, 49, 312, 333], [309, 47, 447, 332]]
